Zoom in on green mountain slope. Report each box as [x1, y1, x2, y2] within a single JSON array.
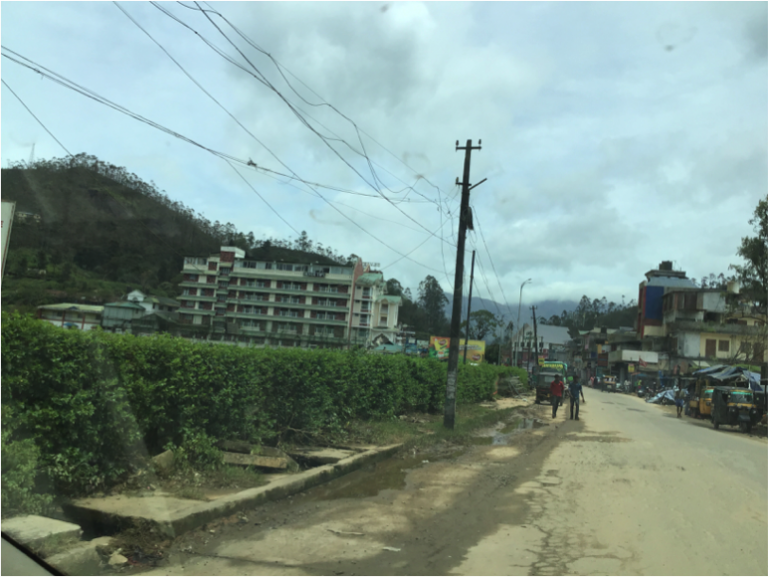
[[1, 154, 349, 312]]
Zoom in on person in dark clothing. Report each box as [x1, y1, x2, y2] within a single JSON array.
[[569, 375, 586, 420], [550, 375, 564, 418]]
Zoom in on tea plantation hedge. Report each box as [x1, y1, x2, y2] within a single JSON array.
[[1, 312, 524, 496]]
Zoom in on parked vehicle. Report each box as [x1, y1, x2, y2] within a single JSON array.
[[637, 385, 648, 398], [602, 375, 617, 393], [689, 377, 715, 419], [711, 387, 761, 434]]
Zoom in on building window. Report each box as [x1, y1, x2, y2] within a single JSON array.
[[208, 262, 218, 271], [718, 340, 729, 353], [207, 275, 216, 284], [705, 339, 716, 357]]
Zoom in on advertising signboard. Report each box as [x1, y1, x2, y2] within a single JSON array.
[[429, 336, 486, 363], [1, 201, 16, 283]]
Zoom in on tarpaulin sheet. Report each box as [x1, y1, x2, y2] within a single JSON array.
[[646, 389, 676, 404], [693, 365, 727, 376]]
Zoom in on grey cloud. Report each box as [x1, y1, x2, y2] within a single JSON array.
[[743, 14, 768, 62]]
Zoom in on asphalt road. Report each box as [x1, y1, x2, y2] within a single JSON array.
[[140, 391, 767, 576]]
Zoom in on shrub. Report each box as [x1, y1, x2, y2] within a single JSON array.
[[1, 407, 53, 518], [1, 312, 508, 496]]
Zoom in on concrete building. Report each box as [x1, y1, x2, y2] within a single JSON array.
[[102, 301, 147, 332], [662, 286, 766, 370], [36, 303, 103, 330], [126, 290, 180, 315], [177, 247, 402, 349], [350, 272, 402, 347], [636, 261, 696, 339], [607, 329, 659, 383]]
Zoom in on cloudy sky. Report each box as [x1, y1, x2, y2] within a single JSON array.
[[2, 1, 766, 318]]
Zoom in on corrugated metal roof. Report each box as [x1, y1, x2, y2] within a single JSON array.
[[356, 272, 383, 286], [646, 276, 696, 288], [376, 295, 402, 304], [145, 296, 180, 307], [38, 303, 104, 313], [104, 301, 146, 310], [533, 325, 572, 345]]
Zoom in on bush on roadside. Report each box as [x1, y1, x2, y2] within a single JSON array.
[[1, 312, 507, 496], [1, 406, 53, 518]]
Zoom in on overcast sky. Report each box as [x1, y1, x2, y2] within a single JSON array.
[[2, 1, 766, 317]]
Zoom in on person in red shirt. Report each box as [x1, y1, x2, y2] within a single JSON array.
[[550, 375, 565, 418]]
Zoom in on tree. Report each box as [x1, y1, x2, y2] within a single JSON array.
[[417, 275, 448, 337], [730, 195, 768, 308], [59, 262, 72, 283], [36, 250, 47, 271], [295, 230, 312, 252], [386, 278, 404, 297], [460, 309, 502, 341]]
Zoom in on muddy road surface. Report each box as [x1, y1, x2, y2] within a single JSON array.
[[139, 393, 767, 576]]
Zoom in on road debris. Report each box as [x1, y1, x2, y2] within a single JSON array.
[[328, 528, 365, 536]]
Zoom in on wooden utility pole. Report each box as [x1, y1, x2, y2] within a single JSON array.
[[532, 305, 540, 381], [463, 250, 476, 365], [444, 139, 484, 429]]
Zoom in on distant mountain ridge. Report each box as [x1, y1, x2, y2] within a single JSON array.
[[445, 293, 579, 328]]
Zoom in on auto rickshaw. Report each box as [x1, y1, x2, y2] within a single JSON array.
[[689, 378, 715, 419], [711, 387, 760, 434], [602, 375, 617, 393]]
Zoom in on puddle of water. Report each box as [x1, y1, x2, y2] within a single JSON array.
[[313, 451, 462, 500], [473, 419, 546, 446]]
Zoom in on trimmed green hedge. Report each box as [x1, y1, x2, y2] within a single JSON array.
[[1, 312, 517, 495]]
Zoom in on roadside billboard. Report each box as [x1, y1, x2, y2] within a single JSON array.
[[428, 336, 486, 363], [1, 201, 16, 283]]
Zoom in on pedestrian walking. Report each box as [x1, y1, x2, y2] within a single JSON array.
[[675, 384, 686, 418], [550, 374, 564, 418], [569, 375, 586, 420]]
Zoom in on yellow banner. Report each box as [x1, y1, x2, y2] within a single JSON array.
[[429, 337, 485, 363]]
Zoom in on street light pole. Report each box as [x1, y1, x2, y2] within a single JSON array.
[[515, 279, 532, 368]]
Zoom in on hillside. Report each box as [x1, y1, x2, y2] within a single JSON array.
[[0, 154, 349, 311]]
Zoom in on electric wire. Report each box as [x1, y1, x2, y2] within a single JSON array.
[[177, 1, 454, 247], [472, 204, 513, 316], [2, 79, 72, 156], [1, 46, 448, 274]]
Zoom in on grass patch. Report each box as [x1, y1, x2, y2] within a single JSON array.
[[158, 464, 267, 501], [346, 403, 522, 450], [204, 465, 267, 490], [171, 487, 209, 501]]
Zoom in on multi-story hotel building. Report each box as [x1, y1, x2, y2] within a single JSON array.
[[177, 246, 401, 348]]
